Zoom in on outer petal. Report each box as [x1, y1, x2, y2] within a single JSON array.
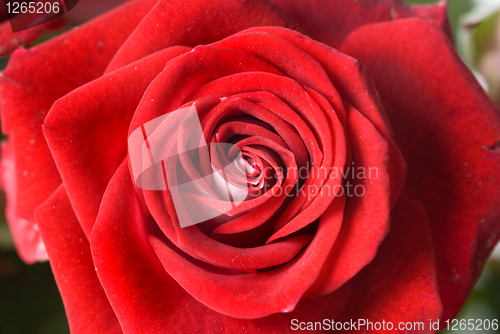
[[0, 143, 47, 263], [34, 185, 122, 334], [105, 0, 303, 72], [269, 0, 412, 48], [92, 161, 352, 333], [0, 0, 156, 222], [338, 196, 442, 333], [342, 18, 500, 323], [43, 46, 190, 238], [304, 104, 393, 297]]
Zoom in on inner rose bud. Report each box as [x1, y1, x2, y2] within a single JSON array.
[[128, 103, 250, 228]]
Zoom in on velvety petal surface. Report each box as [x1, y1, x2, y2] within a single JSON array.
[[1, 1, 480, 332], [0, 0, 156, 222], [35, 185, 122, 334], [0, 143, 47, 263], [105, 0, 303, 72], [304, 104, 393, 298], [241, 27, 407, 204], [269, 0, 413, 48], [122, 26, 406, 309], [337, 196, 442, 332], [43, 45, 189, 237], [342, 17, 500, 323], [210, 27, 407, 297], [92, 161, 354, 333]]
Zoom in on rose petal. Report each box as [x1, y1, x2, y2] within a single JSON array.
[[92, 161, 351, 332], [239, 27, 407, 206], [34, 185, 122, 334], [0, 0, 157, 221], [269, 0, 413, 48], [189, 74, 338, 235], [303, 104, 395, 298], [0, 143, 47, 263], [342, 17, 500, 322], [43, 46, 189, 237], [105, 0, 303, 72], [108, 163, 344, 319], [1, 0, 156, 132], [6, 121, 62, 221], [148, 133, 303, 271], [199, 94, 315, 186], [128, 45, 283, 131], [211, 31, 345, 120], [337, 196, 442, 331]]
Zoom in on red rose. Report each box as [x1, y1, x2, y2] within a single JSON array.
[[1, 0, 500, 333]]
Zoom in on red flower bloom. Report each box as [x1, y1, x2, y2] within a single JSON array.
[[1, 0, 499, 333]]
